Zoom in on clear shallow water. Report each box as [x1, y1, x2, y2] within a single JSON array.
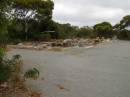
[[8, 41, 130, 97]]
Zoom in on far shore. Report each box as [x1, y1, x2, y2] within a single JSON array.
[[7, 38, 111, 51]]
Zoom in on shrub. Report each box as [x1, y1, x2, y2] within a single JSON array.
[[24, 68, 40, 79], [0, 49, 22, 84], [0, 48, 5, 62], [0, 64, 11, 83], [0, 49, 10, 83]]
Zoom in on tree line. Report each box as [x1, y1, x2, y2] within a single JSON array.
[[54, 16, 130, 40], [1, 0, 130, 45]]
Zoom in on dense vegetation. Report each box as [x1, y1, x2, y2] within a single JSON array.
[[1, 0, 130, 42], [0, 49, 22, 84]]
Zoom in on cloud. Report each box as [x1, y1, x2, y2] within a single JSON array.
[[53, 0, 130, 26]]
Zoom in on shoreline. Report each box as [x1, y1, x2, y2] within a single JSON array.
[[7, 38, 111, 51]]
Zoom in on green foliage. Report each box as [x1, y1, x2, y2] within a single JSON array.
[[117, 29, 130, 40], [13, 54, 22, 60], [120, 15, 130, 29], [12, 0, 54, 20], [0, 0, 13, 82], [39, 33, 51, 41], [55, 23, 78, 39], [7, 0, 54, 41], [24, 68, 40, 79], [115, 15, 130, 40], [54, 23, 97, 39], [0, 49, 10, 83], [2, 0, 130, 41], [94, 22, 113, 38], [0, 49, 22, 83], [77, 26, 96, 38], [0, 48, 5, 62], [0, 0, 10, 47], [0, 63, 11, 83]]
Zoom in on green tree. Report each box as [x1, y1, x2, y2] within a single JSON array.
[[115, 15, 130, 40], [120, 15, 130, 29], [118, 29, 130, 40], [9, 0, 54, 41], [0, 0, 12, 47], [77, 26, 96, 38], [55, 23, 78, 39], [94, 22, 113, 38]]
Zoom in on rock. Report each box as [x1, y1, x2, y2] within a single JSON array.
[[17, 43, 23, 46], [41, 44, 48, 48], [63, 39, 73, 47], [106, 39, 110, 42]]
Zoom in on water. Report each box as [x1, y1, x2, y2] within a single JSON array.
[[8, 40, 130, 97]]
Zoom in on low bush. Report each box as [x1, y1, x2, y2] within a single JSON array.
[[0, 48, 22, 84], [24, 68, 40, 79]]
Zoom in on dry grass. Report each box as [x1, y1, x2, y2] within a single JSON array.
[[0, 83, 41, 97]]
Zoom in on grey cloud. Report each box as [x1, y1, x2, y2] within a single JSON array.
[[53, 0, 130, 26]]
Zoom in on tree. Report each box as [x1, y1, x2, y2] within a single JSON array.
[[120, 15, 130, 29], [54, 23, 78, 39], [0, 0, 12, 47], [77, 26, 96, 38], [114, 15, 130, 40], [8, 0, 54, 41], [94, 22, 113, 38]]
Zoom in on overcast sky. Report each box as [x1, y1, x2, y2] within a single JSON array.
[[53, 0, 130, 26]]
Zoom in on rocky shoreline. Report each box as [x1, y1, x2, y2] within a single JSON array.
[[8, 38, 111, 51]]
